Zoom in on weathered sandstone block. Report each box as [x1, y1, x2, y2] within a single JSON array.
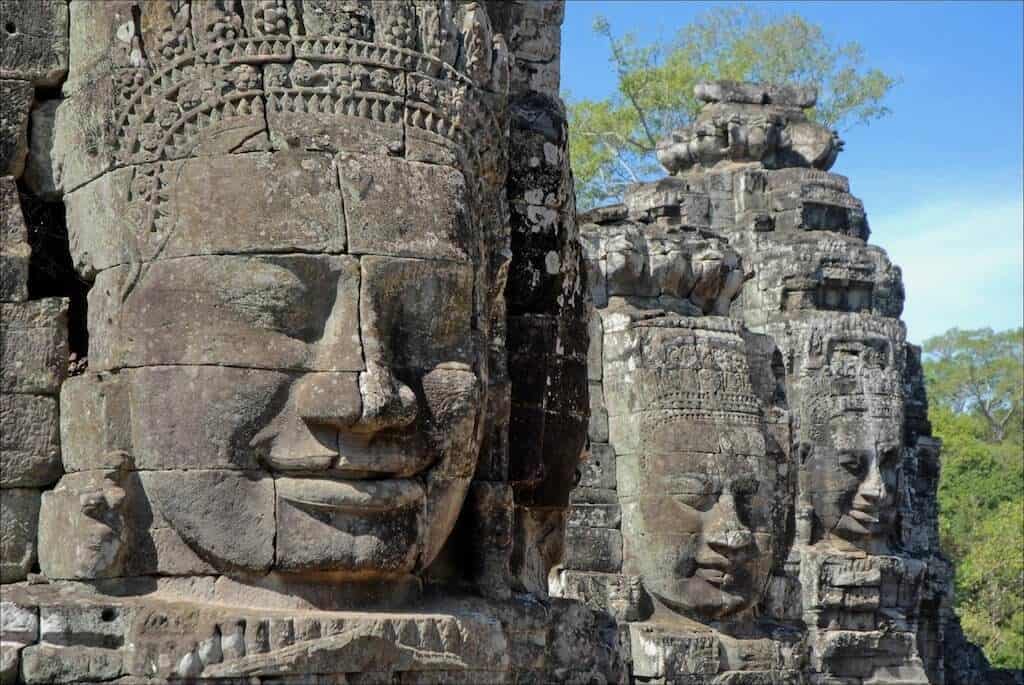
[[0, 394, 60, 488], [0, 0, 68, 86], [0, 298, 68, 395], [0, 488, 40, 582]]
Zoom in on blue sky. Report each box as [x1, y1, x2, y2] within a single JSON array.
[[560, 1, 1024, 344]]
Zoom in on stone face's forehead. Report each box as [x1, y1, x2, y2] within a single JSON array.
[[638, 450, 774, 485]]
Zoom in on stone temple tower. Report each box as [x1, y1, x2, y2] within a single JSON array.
[[557, 81, 1013, 684]]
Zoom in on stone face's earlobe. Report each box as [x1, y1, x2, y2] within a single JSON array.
[[38, 465, 130, 580]]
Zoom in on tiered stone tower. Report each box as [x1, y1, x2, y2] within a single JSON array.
[[556, 81, 1010, 684]]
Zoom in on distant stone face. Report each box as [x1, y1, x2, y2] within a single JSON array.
[[796, 317, 907, 556], [611, 316, 785, 620]]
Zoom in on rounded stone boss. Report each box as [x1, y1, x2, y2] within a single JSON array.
[[37, 0, 547, 607]]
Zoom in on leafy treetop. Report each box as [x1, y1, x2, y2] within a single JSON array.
[[567, 7, 899, 209]]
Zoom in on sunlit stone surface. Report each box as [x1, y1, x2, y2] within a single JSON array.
[[0, 1, 1012, 681]]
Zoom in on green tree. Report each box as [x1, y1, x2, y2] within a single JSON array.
[[925, 327, 1024, 669], [957, 498, 1024, 669], [932, 407, 1023, 560], [924, 327, 1024, 443], [568, 7, 898, 209]]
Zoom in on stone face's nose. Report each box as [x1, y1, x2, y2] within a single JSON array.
[[854, 459, 887, 508], [355, 362, 418, 435], [293, 372, 363, 431], [703, 492, 755, 557]]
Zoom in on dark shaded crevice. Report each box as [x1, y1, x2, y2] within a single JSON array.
[[18, 181, 89, 365], [130, 4, 148, 64]]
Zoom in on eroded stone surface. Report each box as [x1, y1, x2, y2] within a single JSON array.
[[0, 81, 32, 178], [0, 394, 61, 488], [0, 489, 40, 583], [0, 0, 68, 86], [0, 2, 599, 682]]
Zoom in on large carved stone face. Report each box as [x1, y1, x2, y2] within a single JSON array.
[[800, 334, 904, 554], [54, 0, 509, 586], [608, 317, 784, 620], [84, 249, 484, 577]]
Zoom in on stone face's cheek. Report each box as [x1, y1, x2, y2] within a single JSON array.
[[126, 366, 293, 472], [141, 470, 275, 573], [806, 449, 855, 534], [636, 493, 702, 545], [359, 256, 477, 372]]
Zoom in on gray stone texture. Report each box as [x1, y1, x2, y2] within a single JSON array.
[[0, 81, 32, 178], [0, 489, 40, 583], [0, 178, 29, 303], [0, 2, 609, 682], [0, 394, 60, 488], [0, 0, 68, 86]]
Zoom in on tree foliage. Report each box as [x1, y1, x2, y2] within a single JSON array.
[[926, 327, 1024, 669], [924, 327, 1024, 442], [567, 7, 899, 209]]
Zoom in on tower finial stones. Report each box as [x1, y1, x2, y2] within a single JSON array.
[[657, 80, 841, 175], [694, 80, 818, 108]]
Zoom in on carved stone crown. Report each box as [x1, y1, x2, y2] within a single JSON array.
[[111, 1, 508, 168]]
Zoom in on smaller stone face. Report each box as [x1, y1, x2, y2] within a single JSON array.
[[611, 317, 786, 620], [798, 325, 906, 555]]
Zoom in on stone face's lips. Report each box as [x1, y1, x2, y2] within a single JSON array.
[[849, 508, 880, 525], [256, 426, 431, 477], [276, 477, 424, 514], [695, 567, 731, 585]]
